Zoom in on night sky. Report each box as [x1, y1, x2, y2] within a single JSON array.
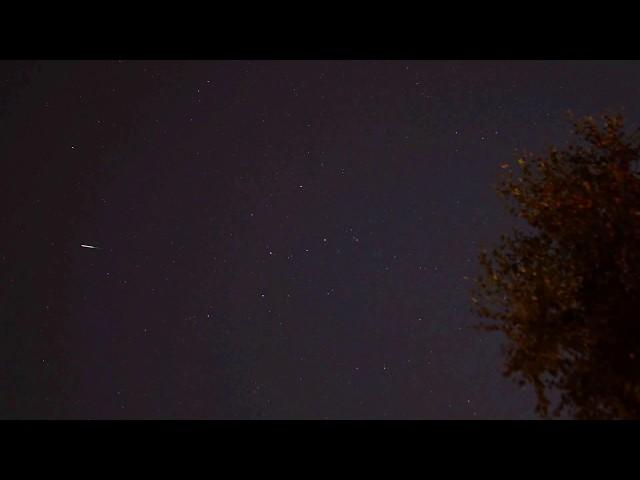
[[3, 60, 640, 419]]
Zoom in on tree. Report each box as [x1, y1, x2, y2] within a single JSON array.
[[473, 114, 640, 419]]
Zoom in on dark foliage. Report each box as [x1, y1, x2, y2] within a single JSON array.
[[473, 114, 640, 418]]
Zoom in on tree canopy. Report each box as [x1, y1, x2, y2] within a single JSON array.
[[473, 114, 640, 419]]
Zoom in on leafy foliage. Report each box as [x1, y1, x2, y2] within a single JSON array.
[[473, 114, 640, 418]]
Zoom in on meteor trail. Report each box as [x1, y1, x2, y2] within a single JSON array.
[[81, 244, 101, 249]]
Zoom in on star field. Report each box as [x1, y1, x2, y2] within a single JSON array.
[[3, 60, 640, 418]]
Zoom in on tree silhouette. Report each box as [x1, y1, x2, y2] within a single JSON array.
[[473, 114, 640, 419]]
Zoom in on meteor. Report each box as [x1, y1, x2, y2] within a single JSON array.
[[81, 244, 101, 250]]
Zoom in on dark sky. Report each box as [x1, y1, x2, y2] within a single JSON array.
[[3, 60, 640, 419]]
